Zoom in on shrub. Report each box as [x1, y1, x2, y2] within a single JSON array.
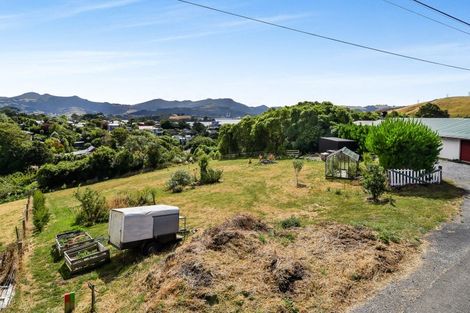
[[199, 155, 223, 185], [292, 160, 304, 187], [32, 190, 49, 232], [362, 164, 387, 202], [166, 170, 193, 193], [366, 119, 441, 171], [110, 187, 158, 208], [0, 171, 37, 204], [280, 216, 301, 229], [37, 158, 92, 190], [89, 146, 116, 179], [74, 187, 108, 226]]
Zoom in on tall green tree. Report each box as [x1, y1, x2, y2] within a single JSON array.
[[415, 102, 449, 118], [366, 119, 441, 171], [0, 122, 33, 174]]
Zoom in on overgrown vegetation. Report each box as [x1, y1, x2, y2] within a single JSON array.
[[109, 187, 158, 208], [166, 170, 193, 193], [74, 187, 108, 226], [280, 216, 302, 229], [218, 101, 379, 156], [0, 171, 37, 204], [366, 119, 442, 171], [199, 155, 223, 185], [32, 190, 49, 232]]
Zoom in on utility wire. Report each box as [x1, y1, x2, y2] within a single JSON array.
[[176, 0, 470, 72], [382, 0, 470, 36], [410, 0, 470, 28]]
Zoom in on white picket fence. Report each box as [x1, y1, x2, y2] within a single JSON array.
[[388, 167, 442, 187]]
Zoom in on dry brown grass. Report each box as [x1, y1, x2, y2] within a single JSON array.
[[0, 198, 27, 247], [141, 215, 415, 313], [393, 96, 470, 117]]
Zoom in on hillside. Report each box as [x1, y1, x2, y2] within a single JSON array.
[[2, 160, 462, 312], [393, 97, 470, 117], [0, 92, 268, 117]]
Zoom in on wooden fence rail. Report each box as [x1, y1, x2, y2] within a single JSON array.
[[388, 167, 442, 187]]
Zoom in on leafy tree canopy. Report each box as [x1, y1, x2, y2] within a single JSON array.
[[365, 119, 441, 171], [415, 102, 449, 118]]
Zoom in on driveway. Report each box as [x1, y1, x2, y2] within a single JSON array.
[[350, 160, 470, 313]]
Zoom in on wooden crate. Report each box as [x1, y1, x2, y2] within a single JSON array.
[[64, 241, 110, 274], [55, 230, 94, 256]]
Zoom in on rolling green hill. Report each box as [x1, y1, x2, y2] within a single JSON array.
[[393, 96, 470, 117]]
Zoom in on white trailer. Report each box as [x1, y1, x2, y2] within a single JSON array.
[[108, 205, 184, 255]]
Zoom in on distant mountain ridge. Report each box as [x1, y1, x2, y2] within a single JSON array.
[[0, 92, 268, 117]]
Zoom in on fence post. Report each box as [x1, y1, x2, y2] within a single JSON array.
[[88, 282, 96, 313]]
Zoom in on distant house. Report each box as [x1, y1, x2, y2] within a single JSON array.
[[107, 121, 121, 131], [138, 125, 164, 136], [354, 118, 470, 163], [169, 114, 191, 122], [172, 135, 187, 145], [72, 146, 95, 156]]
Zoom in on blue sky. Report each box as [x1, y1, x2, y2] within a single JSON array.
[[0, 0, 469, 107]]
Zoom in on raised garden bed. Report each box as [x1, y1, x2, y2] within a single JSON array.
[[64, 241, 110, 274], [55, 230, 94, 256]]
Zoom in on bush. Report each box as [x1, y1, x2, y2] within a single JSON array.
[[199, 155, 223, 184], [32, 190, 49, 232], [74, 187, 108, 226], [0, 171, 37, 204], [37, 158, 92, 190], [366, 119, 441, 171], [89, 146, 116, 179], [280, 216, 301, 229], [109, 187, 158, 208], [362, 164, 387, 202], [166, 170, 193, 193]]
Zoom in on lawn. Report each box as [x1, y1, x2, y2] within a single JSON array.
[[4, 159, 463, 312]]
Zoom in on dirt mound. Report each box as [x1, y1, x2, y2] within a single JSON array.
[[269, 257, 305, 293], [142, 216, 414, 313]]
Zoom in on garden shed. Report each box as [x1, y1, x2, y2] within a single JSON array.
[[319, 137, 357, 153], [325, 147, 360, 179]]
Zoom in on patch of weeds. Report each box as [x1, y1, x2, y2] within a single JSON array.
[[378, 230, 400, 244], [280, 216, 301, 229], [278, 232, 297, 246], [258, 234, 267, 244], [335, 189, 342, 195], [326, 187, 331, 192], [283, 298, 299, 313], [319, 267, 328, 276], [350, 272, 363, 281], [203, 293, 219, 306]]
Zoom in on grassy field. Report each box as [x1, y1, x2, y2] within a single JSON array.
[[393, 96, 470, 117], [4, 159, 463, 312], [0, 198, 27, 249]]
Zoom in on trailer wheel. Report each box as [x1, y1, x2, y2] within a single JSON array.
[[142, 242, 160, 256]]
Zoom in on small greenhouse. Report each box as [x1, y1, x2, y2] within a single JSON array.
[[325, 147, 360, 179]]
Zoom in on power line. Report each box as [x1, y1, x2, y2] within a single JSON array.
[[176, 0, 470, 72], [410, 0, 470, 28], [382, 0, 470, 36]]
